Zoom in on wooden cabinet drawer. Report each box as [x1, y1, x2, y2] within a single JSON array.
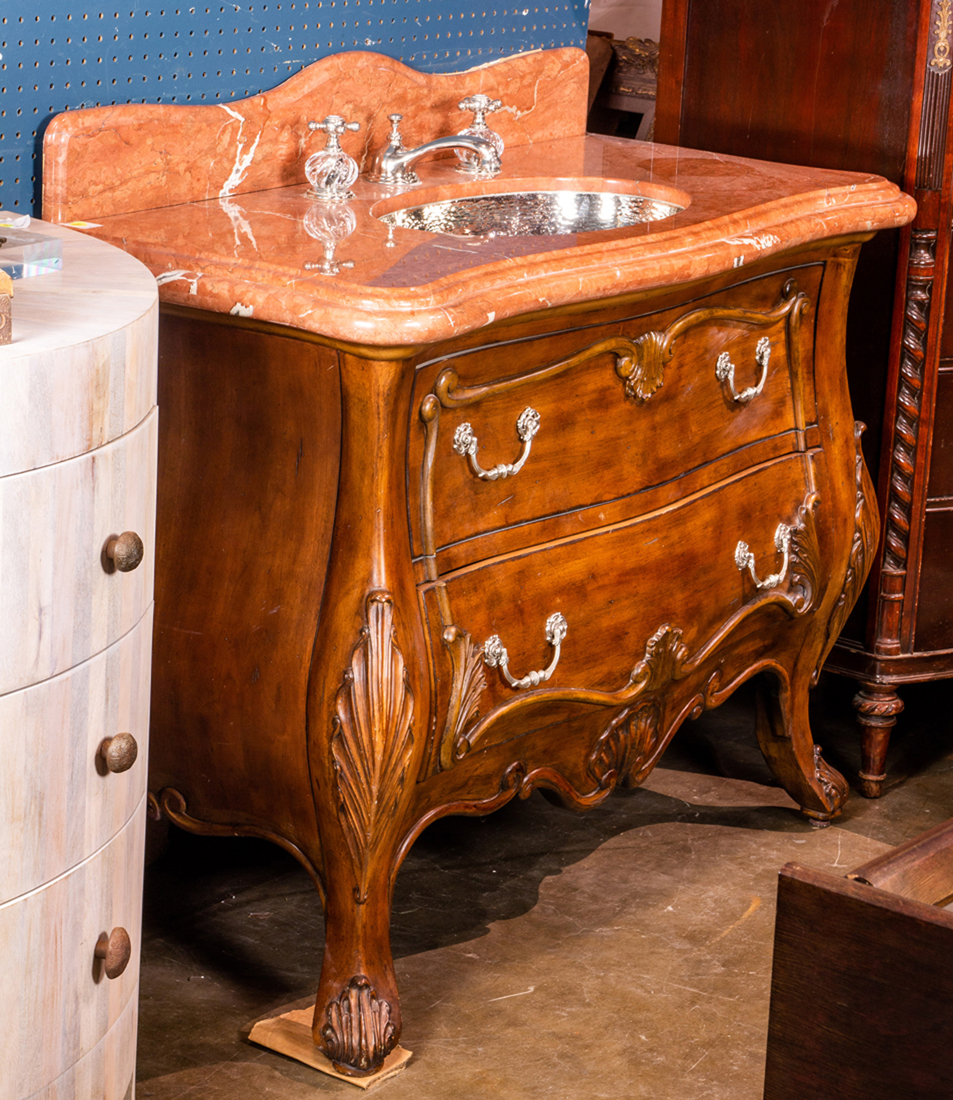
[[26, 993, 137, 1100], [0, 802, 144, 1100], [411, 267, 820, 572], [0, 408, 156, 694], [423, 452, 822, 755], [0, 607, 152, 902]]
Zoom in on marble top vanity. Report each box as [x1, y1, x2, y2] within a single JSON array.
[[44, 47, 914, 1078]]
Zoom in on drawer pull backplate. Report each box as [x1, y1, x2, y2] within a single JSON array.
[[453, 406, 540, 481], [483, 611, 567, 689], [735, 522, 792, 590]]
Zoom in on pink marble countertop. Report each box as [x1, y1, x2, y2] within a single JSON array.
[[42, 52, 915, 348]]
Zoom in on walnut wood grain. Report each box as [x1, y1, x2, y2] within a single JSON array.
[[143, 241, 873, 1073]]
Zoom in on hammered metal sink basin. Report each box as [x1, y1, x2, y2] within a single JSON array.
[[378, 188, 685, 238]]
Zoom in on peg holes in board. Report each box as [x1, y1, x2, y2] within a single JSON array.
[[0, 0, 589, 214]]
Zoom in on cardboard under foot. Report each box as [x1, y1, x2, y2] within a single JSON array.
[[248, 1006, 412, 1088]]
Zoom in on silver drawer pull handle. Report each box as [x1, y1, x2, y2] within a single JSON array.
[[483, 612, 567, 689], [715, 336, 771, 405], [452, 406, 540, 481], [734, 522, 792, 590]]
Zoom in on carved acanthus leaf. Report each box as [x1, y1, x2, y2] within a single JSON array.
[[619, 330, 669, 403], [823, 423, 879, 662], [784, 494, 822, 614], [629, 624, 690, 693], [331, 593, 415, 902], [588, 701, 663, 789], [813, 745, 849, 816], [321, 975, 398, 1074], [440, 625, 487, 770]]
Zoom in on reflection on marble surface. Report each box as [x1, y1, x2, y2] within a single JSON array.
[[42, 50, 915, 347]]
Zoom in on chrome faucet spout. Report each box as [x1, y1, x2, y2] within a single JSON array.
[[366, 116, 501, 188]]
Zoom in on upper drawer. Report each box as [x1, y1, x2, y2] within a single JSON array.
[[0, 803, 144, 1100], [410, 266, 821, 572], [0, 225, 158, 477], [0, 606, 151, 902], [0, 408, 157, 694]]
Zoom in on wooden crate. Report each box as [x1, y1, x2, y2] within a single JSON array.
[[764, 819, 953, 1100]]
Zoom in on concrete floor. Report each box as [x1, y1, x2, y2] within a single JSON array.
[[135, 672, 953, 1099]]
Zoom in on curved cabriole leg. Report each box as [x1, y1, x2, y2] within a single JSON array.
[[853, 683, 904, 798], [315, 867, 402, 1076], [310, 592, 413, 1076], [754, 670, 849, 827], [306, 351, 425, 1077]]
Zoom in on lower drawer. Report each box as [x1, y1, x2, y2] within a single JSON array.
[[24, 989, 137, 1100], [423, 453, 823, 755], [0, 607, 152, 901], [0, 800, 144, 1100]]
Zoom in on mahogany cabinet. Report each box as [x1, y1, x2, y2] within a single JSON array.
[[657, 0, 953, 795]]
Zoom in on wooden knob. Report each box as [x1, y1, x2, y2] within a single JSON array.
[[95, 927, 132, 979], [100, 732, 138, 774], [104, 531, 144, 573]]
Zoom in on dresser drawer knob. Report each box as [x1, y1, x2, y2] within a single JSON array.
[[483, 612, 567, 689], [715, 336, 771, 405], [735, 521, 792, 590], [104, 531, 145, 573], [99, 732, 139, 774], [452, 406, 540, 481], [94, 926, 132, 979]]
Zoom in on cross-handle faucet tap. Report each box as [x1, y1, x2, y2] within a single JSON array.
[[365, 112, 501, 188]]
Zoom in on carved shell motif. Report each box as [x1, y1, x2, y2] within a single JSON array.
[[588, 700, 663, 789], [629, 624, 690, 693], [321, 975, 398, 1073], [618, 330, 670, 403], [331, 593, 415, 903]]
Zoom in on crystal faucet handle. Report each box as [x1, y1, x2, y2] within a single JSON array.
[[455, 95, 504, 173], [304, 115, 361, 203]]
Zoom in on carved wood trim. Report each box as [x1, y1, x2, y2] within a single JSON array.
[[821, 423, 879, 674], [618, 281, 807, 405], [331, 592, 415, 903], [154, 787, 325, 898], [320, 975, 398, 1075], [438, 625, 487, 771], [919, 0, 953, 188], [876, 229, 937, 654], [587, 700, 663, 789]]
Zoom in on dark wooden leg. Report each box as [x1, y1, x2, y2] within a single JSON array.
[[305, 352, 426, 1076], [852, 683, 904, 798], [754, 670, 849, 827]]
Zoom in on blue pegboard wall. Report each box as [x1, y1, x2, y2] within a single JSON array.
[[0, 0, 590, 215]]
